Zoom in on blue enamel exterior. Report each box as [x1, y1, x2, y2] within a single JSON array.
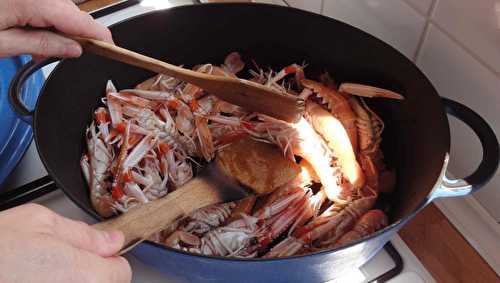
[[0, 56, 43, 186], [129, 221, 401, 283]]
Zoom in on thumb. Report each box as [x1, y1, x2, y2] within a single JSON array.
[[76, 252, 132, 283], [50, 215, 125, 257], [0, 28, 82, 58]]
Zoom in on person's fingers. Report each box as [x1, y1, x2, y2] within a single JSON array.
[[0, 0, 20, 29], [32, 55, 46, 63], [49, 215, 125, 257], [0, 203, 124, 257], [98, 256, 132, 283], [1, 0, 113, 43], [0, 28, 82, 58], [51, 2, 114, 43], [76, 252, 132, 283], [21, 0, 113, 43]]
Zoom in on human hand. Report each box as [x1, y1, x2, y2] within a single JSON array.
[[0, 204, 131, 283], [0, 0, 113, 58]]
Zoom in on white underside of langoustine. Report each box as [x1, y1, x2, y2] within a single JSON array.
[[81, 53, 393, 259]]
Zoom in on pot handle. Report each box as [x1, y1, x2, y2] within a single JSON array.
[[434, 97, 499, 198], [8, 57, 59, 123]]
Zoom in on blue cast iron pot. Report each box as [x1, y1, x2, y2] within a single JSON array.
[[8, 4, 499, 282], [0, 55, 43, 187]]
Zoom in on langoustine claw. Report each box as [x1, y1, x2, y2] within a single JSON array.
[[338, 83, 404, 100]]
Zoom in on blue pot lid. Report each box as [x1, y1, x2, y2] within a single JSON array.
[[0, 55, 44, 186]]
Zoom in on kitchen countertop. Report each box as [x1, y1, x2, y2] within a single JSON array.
[[78, 0, 125, 12], [400, 204, 499, 282]]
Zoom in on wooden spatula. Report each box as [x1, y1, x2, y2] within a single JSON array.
[[71, 36, 304, 123], [92, 137, 301, 254]]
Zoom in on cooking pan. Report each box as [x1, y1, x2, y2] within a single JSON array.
[[8, 3, 499, 283], [0, 55, 43, 187]]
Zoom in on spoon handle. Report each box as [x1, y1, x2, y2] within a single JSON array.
[[71, 36, 304, 123], [72, 36, 210, 86], [92, 178, 222, 255]]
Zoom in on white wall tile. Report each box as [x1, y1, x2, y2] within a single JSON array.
[[432, 0, 500, 75], [286, 0, 322, 13], [403, 0, 434, 16], [417, 25, 500, 221], [322, 0, 426, 58]]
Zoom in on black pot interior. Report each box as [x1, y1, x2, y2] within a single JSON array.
[[35, 3, 450, 242]]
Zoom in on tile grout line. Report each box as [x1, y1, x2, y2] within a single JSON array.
[[412, 19, 431, 62], [401, 0, 429, 17], [412, 0, 437, 62], [280, 0, 500, 80], [406, 0, 500, 80], [429, 20, 500, 79]]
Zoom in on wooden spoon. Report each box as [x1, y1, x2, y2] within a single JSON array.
[[92, 137, 301, 254], [71, 36, 304, 123]]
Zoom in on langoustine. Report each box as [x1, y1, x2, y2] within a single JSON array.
[[81, 122, 115, 217], [164, 187, 313, 257], [162, 201, 237, 247], [81, 51, 402, 259], [264, 189, 377, 258], [304, 100, 365, 200], [349, 96, 397, 193], [332, 209, 388, 248]]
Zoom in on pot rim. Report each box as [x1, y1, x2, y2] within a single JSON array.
[[33, 3, 451, 262]]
